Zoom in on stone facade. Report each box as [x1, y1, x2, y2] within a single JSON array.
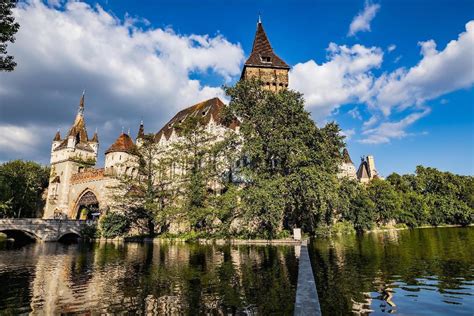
[[43, 20, 379, 220]]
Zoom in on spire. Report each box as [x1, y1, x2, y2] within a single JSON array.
[[243, 20, 289, 70], [68, 91, 89, 142], [137, 120, 145, 139], [91, 128, 99, 142], [53, 130, 61, 141], [342, 148, 353, 164], [78, 90, 85, 116]]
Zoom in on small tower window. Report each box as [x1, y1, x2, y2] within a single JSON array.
[[261, 56, 272, 63]]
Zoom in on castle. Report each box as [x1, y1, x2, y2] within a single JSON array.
[[43, 20, 379, 220]]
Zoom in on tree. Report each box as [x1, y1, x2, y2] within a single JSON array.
[[367, 178, 402, 226], [0, 160, 49, 218], [110, 134, 172, 235], [224, 79, 345, 236], [0, 0, 20, 71]]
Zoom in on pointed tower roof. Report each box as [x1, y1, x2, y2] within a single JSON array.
[[54, 92, 93, 151], [53, 130, 61, 141], [91, 130, 99, 142], [105, 133, 137, 155], [67, 92, 89, 141], [137, 121, 145, 139], [342, 148, 353, 164], [357, 159, 370, 180], [243, 20, 289, 70]]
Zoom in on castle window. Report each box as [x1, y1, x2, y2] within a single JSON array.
[[78, 166, 85, 173], [261, 56, 272, 63]]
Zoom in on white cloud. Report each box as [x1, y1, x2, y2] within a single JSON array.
[[348, 1, 381, 37], [360, 108, 430, 144], [348, 107, 362, 120], [371, 21, 474, 117], [387, 44, 396, 52], [341, 128, 356, 141], [0, 124, 41, 154], [291, 20, 474, 144], [289, 43, 383, 121], [0, 0, 244, 163]]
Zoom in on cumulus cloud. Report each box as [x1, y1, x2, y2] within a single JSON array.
[[371, 21, 474, 116], [291, 20, 474, 144], [360, 108, 431, 144], [348, 1, 381, 37], [289, 43, 383, 120], [0, 0, 244, 163]]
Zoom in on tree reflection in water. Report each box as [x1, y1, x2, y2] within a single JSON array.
[[310, 227, 474, 315], [0, 241, 298, 315]]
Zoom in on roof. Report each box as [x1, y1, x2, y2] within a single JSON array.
[[155, 97, 238, 142], [91, 131, 99, 142], [243, 21, 289, 72], [137, 121, 145, 139], [357, 160, 370, 180], [53, 131, 61, 141], [342, 148, 353, 164], [54, 94, 93, 152], [105, 133, 137, 155]]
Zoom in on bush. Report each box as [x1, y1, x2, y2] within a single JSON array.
[[80, 224, 99, 239], [100, 213, 130, 238]]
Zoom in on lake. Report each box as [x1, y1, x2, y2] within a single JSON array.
[[310, 227, 474, 315], [0, 227, 472, 315]]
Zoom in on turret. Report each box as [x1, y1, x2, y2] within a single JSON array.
[[136, 121, 145, 147], [105, 132, 138, 176], [338, 148, 357, 180], [44, 92, 98, 219], [241, 17, 290, 91], [90, 129, 99, 155], [52, 130, 62, 152]]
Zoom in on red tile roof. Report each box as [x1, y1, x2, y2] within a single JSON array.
[[105, 133, 137, 155]]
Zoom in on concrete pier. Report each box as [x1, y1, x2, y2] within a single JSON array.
[[294, 241, 322, 316]]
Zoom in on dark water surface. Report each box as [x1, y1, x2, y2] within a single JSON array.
[[310, 227, 474, 315], [0, 242, 298, 315]]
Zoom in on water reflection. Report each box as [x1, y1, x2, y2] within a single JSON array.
[[0, 242, 298, 315], [310, 227, 474, 315]]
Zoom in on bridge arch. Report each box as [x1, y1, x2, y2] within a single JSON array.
[[73, 189, 101, 220], [0, 229, 40, 243]]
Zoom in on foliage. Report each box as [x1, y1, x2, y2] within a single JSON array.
[[366, 179, 402, 225], [80, 224, 100, 239], [223, 79, 345, 236], [100, 213, 130, 238], [0, 160, 50, 218], [0, 0, 19, 71], [110, 134, 172, 235]]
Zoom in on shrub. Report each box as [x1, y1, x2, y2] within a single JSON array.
[[100, 213, 130, 238], [80, 224, 99, 239]]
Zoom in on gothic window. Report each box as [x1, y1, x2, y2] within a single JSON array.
[[75, 133, 80, 144], [78, 166, 84, 173]]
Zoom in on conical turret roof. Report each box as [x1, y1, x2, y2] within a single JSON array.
[[105, 133, 137, 155], [243, 21, 289, 70], [342, 148, 353, 164]]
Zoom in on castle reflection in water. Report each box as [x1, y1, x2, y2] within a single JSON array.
[[0, 242, 299, 314]]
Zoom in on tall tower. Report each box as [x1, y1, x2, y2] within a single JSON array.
[[44, 93, 99, 219], [241, 18, 290, 91]]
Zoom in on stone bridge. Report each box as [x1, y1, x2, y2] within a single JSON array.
[[0, 219, 88, 242]]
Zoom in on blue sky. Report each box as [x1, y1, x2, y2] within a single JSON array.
[[0, 0, 473, 176]]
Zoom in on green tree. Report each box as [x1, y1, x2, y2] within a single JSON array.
[[0, 0, 20, 71], [224, 79, 345, 235], [0, 160, 49, 218], [110, 134, 172, 235], [367, 179, 402, 225]]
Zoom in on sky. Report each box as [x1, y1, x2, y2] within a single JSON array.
[[0, 0, 473, 176]]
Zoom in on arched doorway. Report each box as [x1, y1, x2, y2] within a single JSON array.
[[75, 191, 100, 220]]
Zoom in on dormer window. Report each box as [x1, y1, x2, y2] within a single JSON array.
[[261, 56, 272, 63]]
